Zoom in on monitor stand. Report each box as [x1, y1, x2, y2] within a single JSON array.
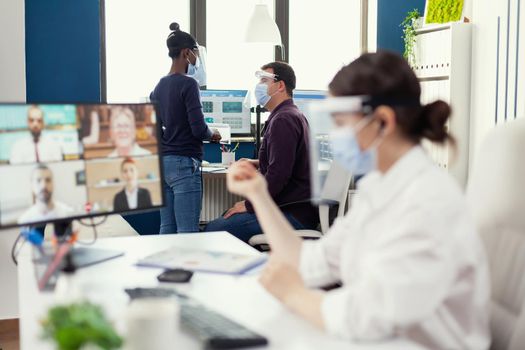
[[32, 219, 124, 291]]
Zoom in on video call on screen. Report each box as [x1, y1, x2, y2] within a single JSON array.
[[0, 104, 163, 227]]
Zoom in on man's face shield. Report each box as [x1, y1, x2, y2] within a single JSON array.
[[306, 96, 372, 203], [244, 70, 279, 109], [255, 70, 278, 84]]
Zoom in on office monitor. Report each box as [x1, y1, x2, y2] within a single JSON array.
[[200, 90, 251, 135], [293, 90, 327, 121], [0, 103, 164, 230]]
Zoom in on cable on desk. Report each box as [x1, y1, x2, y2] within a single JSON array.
[[11, 232, 24, 266], [78, 216, 108, 227], [76, 217, 107, 245]]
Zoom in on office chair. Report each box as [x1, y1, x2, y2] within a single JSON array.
[[467, 118, 525, 350], [248, 161, 353, 251]]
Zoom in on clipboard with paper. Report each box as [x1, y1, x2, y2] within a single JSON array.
[[136, 246, 267, 275]]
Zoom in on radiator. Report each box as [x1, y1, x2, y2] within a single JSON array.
[[200, 174, 243, 223]]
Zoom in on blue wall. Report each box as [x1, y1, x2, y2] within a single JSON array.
[[377, 0, 426, 54], [25, 0, 101, 102]]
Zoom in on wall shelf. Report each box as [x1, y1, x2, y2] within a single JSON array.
[[415, 23, 451, 34], [413, 22, 473, 187], [90, 178, 159, 189]]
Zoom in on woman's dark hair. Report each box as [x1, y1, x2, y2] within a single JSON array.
[[329, 51, 454, 145], [166, 22, 197, 59]]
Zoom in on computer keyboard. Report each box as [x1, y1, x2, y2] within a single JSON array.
[[125, 288, 268, 349]]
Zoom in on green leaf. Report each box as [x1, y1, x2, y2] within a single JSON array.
[[400, 9, 420, 65], [41, 302, 123, 350]]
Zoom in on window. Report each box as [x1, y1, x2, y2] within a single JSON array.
[[105, 0, 190, 102], [206, 0, 276, 90], [288, 0, 362, 90]]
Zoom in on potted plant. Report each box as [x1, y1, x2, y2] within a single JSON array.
[[41, 302, 123, 350], [401, 8, 422, 67]]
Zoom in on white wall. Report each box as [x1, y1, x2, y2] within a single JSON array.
[[0, 0, 25, 320], [0, 228, 20, 319], [0, 0, 26, 102], [469, 2, 499, 166], [367, 0, 378, 52], [469, 0, 524, 170], [463, 0, 473, 21]]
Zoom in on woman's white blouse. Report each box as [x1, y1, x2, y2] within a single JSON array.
[[300, 146, 490, 350]]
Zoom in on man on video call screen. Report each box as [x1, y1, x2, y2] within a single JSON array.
[[0, 104, 163, 228]]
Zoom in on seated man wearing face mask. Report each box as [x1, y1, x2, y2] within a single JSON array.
[[205, 62, 319, 242]]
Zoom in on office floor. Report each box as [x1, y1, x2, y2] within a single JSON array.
[[0, 319, 19, 350]]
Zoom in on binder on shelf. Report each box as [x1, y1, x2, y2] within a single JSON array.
[[415, 27, 453, 79]]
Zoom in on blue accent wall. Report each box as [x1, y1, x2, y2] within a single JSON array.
[[25, 0, 101, 102], [377, 0, 426, 54]]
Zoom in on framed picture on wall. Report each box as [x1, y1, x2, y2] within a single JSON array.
[[424, 0, 467, 25], [76, 170, 86, 186]]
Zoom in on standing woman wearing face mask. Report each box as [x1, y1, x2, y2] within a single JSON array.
[[150, 23, 221, 234], [225, 51, 490, 349]]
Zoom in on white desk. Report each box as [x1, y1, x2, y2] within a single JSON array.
[[18, 232, 425, 350]]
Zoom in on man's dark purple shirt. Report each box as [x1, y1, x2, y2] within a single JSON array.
[[245, 99, 319, 228]]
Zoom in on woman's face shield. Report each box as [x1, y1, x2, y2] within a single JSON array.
[[187, 44, 207, 86], [306, 96, 371, 203], [189, 47, 200, 64]]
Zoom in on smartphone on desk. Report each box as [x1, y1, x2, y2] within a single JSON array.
[[157, 268, 194, 283]]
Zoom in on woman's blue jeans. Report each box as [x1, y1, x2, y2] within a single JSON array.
[[159, 155, 202, 234]]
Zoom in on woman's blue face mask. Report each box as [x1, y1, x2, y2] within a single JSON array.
[[329, 117, 379, 176], [186, 50, 199, 73]]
